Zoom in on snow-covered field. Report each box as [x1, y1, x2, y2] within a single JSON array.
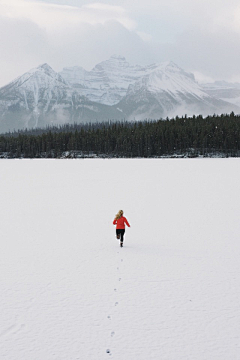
[[1, 159, 240, 360]]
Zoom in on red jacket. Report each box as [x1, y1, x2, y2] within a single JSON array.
[[113, 216, 130, 229]]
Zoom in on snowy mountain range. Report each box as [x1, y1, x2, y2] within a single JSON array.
[[0, 56, 239, 132], [0, 63, 122, 132], [60, 55, 159, 106]]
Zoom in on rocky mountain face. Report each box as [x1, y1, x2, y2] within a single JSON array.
[[0, 63, 123, 132], [0, 57, 239, 132], [60, 55, 158, 106], [115, 62, 239, 120], [0, 64, 71, 131]]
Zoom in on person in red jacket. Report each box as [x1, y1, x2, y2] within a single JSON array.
[[113, 210, 130, 247]]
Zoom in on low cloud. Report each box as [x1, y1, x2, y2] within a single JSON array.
[[1, 0, 240, 86], [0, 16, 50, 84], [0, 0, 143, 85], [0, 0, 136, 31]]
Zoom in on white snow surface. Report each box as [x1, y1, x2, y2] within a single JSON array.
[[1, 159, 240, 360]]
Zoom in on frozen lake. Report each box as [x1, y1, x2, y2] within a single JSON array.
[[0, 159, 240, 359]]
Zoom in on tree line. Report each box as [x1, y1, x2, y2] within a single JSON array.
[[0, 112, 240, 158]]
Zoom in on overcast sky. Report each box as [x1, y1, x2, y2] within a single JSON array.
[[1, 0, 240, 86]]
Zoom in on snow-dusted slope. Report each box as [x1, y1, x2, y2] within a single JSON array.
[[60, 55, 158, 105], [1, 159, 240, 360], [116, 62, 240, 120], [61, 58, 240, 120], [0, 63, 123, 132], [0, 63, 70, 108], [0, 63, 73, 130], [8, 63, 68, 91], [128, 61, 205, 98]]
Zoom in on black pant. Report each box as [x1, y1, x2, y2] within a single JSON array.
[[116, 229, 125, 242]]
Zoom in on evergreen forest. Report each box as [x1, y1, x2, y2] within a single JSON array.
[[0, 112, 240, 158]]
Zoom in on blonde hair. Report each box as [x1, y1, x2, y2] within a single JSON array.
[[115, 210, 123, 220]]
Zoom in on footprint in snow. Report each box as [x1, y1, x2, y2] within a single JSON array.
[[111, 332, 115, 337], [115, 302, 118, 306], [107, 316, 111, 320], [119, 278, 121, 281]]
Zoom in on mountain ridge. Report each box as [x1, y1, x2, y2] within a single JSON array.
[[0, 57, 239, 132], [0, 63, 124, 132]]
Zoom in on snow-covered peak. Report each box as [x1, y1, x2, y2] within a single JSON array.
[[36, 63, 61, 78], [38, 63, 54, 71], [0, 63, 78, 130], [5, 63, 68, 92], [154, 61, 195, 80], [127, 61, 205, 100], [59, 56, 204, 106], [60, 56, 160, 105], [92, 55, 131, 74]]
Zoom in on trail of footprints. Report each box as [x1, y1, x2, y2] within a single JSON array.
[[106, 254, 123, 356]]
